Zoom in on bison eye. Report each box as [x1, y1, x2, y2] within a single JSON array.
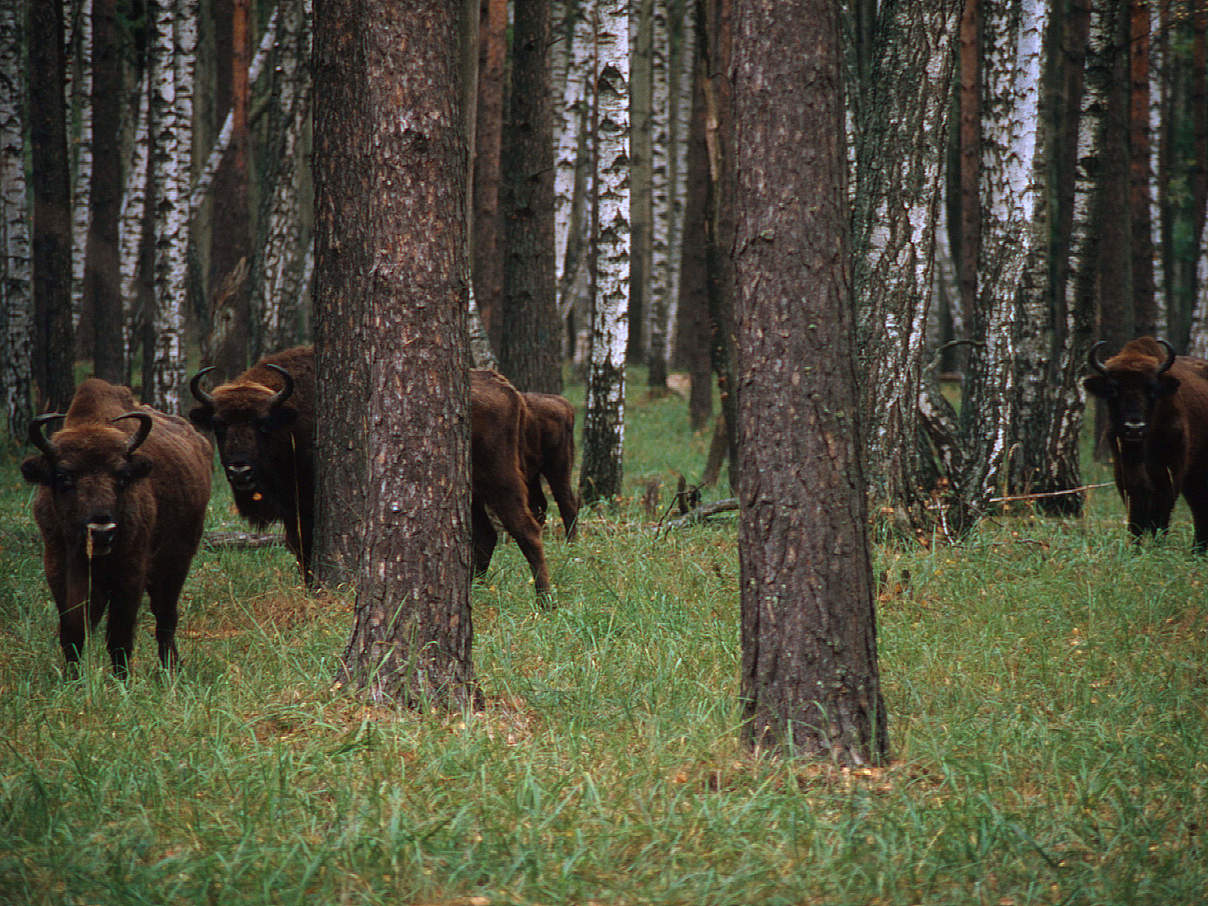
[[54, 469, 76, 490]]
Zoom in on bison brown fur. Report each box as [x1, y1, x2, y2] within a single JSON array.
[[21, 379, 213, 675], [188, 345, 316, 584], [521, 392, 579, 540], [472, 371, 553, 599], [1083, 336, 1208, 551]]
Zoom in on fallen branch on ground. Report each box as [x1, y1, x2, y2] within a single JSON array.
[[203, 531, 284, 550], [658, 497, 739, 534]]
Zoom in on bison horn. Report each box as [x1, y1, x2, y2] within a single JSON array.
[[1088, 340, 1110, 377], [28, 413, 65, 457], [189, 366, 216, 406], [264, 363, 295, 408], [1156, 339, 1177, 375], [111, 412, 154, 454]]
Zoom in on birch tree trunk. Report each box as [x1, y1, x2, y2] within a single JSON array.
[[1, 0, 32, 438], [68, 0, 92, 342], [645, 0, 669, 385], [956, 0, 1048, 520], [851, 0, 963, 534], [579, 0, 631, 505], [555, 3, 593, 327], [1130, 0, 1156, 336], [662, 0, 694, 368], [119, 80, 148, 382], [629, 0, 653, 368], [144, 0, 195, 411]]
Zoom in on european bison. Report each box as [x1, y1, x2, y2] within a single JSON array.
[[521, 392, 579, 540], [472, 370, 553, 598], [188, 345, 316, 584], [21, 379, 213, 675], [1083, 336, 1208, 551]]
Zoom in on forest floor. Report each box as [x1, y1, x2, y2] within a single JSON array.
[[0, 370, 1205, 905]]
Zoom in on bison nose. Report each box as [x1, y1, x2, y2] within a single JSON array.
[[87, 520, 118, 552], [225, 462, 254, 486]]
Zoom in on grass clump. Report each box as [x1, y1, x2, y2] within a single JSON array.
[[0, 373, 1205, 905]]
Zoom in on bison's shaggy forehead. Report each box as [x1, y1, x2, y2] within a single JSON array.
[[49, 425, 135, 467], [209, 382, 281, 416]]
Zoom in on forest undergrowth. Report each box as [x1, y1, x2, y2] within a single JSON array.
[[0, 371, 1204, 905]]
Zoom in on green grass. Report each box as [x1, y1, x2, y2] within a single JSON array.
[[1, 370, 1205, 905]]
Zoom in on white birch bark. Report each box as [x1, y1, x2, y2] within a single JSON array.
[[645, 0, 669, 370], [554, 2, 592, 306], [1, 0, 32, 438], [119, 79, 148, 370], [960, 0, 1048, 512], [1150, 1, 1166, 339], [188, 6, 280, 219], [579, 0, 630, 503], [146, 0, 196, 411], [257, 0, 309, 352], [851, 0, 963, 527], [68, 0, 92, 330]]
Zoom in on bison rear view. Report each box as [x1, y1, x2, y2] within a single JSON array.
[[21, 379, 213, 676]]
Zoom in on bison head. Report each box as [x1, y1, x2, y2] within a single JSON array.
[[188, 365, 297, 496], [21, 412, 154, 557], [1082, 338, 1179, 445]]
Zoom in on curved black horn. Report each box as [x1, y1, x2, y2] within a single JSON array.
[[1156, 339, 1177, 375], [264, 363, 295, 407], [111, 412, 154, 454], [28, 413, 65, 457], [1088, 340, 1110, 377], [189, 366, 217, 406]]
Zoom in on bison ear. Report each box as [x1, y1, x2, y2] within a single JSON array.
[[1082, 375, 1113, 399], [188, 406, 214, 431], [20, 455, 52, 486], [1158, 374, 1181, 397], [125, 454, 153, 481]]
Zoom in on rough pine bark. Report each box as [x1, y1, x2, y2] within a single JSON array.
[[500, 0, 561, 394], [733, 0, 886, 766], [579, 0, 631, 504], [1, 0, 32, 439], [315, 0, 474, 708], [84, 0, 124, 382], [851, 0, 963, 534], [29, 0, 76, 412]]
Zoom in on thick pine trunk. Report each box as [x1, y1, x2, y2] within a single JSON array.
[[316, 0, 474, 708], [30, 0, 76, 412], [733, 0, 885, 766], [1, 0, 32, 438], [499, 0, 560, 394], [579, 0, 631, 504]]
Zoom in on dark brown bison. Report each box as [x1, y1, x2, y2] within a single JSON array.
[[1083, 336, 1208, 550], [521, 391, 579, 540], [472, 370, 552, 598], [21, 379, 213, 675], [188, 345, 316, 584]]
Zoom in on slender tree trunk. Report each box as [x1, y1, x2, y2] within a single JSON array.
[[629, 0, 653, 368], [660, 0, 694, 372], [84, 0, 124, 382], [851, 0, 963, 534], [554, 1, 592, 323], [733, 0, 885, 766], [120, 78, 148, 383], [579, 0, 631, 504], [956, 0, 981, 354], [68, 0, 92, 349], [1, 0, 32, 438], [701, 0, 737, 492], [644, 0, 668, 385], [1130, 0, 1156, 335], [30, 0, 76, 412], [500, 0, 561, 393], [473, 0, 506, 354], [316, 0, 474, 708]]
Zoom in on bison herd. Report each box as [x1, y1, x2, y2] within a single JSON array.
[[22, 346, 577, 674], [25, 334, 1208, 676]]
